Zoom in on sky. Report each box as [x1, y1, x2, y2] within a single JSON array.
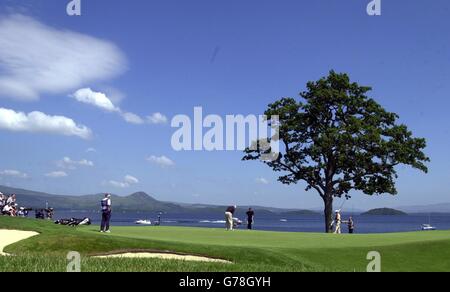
[[0, 0, 449, 210]]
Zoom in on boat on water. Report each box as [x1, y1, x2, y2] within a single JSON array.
[[280, 219, 288, 222], [135, 219, 152, 225], [421, 214, 436, 231], [421, 224, 436, 231]]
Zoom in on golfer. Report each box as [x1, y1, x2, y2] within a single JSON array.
[[334, 210, 342, 234], [225, 205, 236, 231], [100, 194, 112, 233], [246, 208, 255, 230], [348, 216, 355, 234]]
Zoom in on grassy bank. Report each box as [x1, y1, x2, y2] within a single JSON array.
[[1, 216, 450, 272]]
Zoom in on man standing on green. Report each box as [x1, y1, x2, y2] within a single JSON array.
[[347, 216, 355, 234], [246, 208, 255, 230], [225, 205, 236, 231], [100, 194, 112, 233], [333, 210, 342, 234]]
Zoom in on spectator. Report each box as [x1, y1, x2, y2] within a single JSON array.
[[6, 194, 16, 206], [0, 192, 5, 209], [246, 208, 255, 230]]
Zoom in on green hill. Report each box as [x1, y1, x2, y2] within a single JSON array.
[[280, 210, 319, 216], [0, 186, 182, 212], [0, 185, 316, 216], [361, 208, 407, 216]]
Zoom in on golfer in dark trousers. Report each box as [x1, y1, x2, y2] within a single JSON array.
[[100, 194, 112, 233], [348, 216, 355, 234], [246, 208, 255, 230]]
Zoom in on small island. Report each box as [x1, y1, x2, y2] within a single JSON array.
[[361, 208, 407, 216]]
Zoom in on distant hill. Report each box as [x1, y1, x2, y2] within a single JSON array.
[[0, 186, 183, 212], [0, 185, 317, 216], [396, 203, 450, 214], [280, 210, 319, 216], [361, 208, 407, 216]]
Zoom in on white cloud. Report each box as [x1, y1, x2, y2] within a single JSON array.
[[0, 107, 92, 139], [45, 171, 68, 178], [0, 14, 126, 101], [57, 157, 94, 170], [146, 155, 175, 167], [147, 112, 168, 124], [0, 169, 28, 179], [124, 175, 139, 184], [70, 88, 150, 125], [71, 88, 120, 112], [107, 175, 139, 188], [71, 88, 167, 126], [255, 177, 269, 185], [107, 180, 129, 188], [121, 112, 145, 125], [86, 148, 96, 153], [100, 87, 126, 105]]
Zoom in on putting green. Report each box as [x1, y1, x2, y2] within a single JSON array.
[[1, 216, 450, 272]]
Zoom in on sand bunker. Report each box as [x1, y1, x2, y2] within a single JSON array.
[[94, 252, 232, 264], [0, 230, 39, 256]]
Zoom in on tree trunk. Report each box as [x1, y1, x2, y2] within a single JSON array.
[[323, 195, 334, 233]]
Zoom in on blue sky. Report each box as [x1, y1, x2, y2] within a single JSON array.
[[0, 0, 449, 209]]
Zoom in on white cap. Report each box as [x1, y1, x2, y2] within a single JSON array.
[[335, 210, 340, 213], [0, 192, 3, 195]]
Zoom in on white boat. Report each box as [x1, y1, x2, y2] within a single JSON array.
[[421, 214, 436, 231], [421, 224, 436, 231], [280, 219, 288, 222], [135, 219, 152, 225]]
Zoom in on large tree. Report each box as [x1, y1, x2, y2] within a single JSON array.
[[243, 71, 429, 233]]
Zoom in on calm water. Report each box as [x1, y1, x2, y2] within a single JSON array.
[[53, 210, 450, 234]]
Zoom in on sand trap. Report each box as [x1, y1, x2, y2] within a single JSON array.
[[94, 252, 232, 264], [0, 230, 39, 256]]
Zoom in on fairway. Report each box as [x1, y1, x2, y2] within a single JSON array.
[[1, 216, 450, 272]]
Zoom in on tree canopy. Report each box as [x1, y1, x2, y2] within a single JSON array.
[[243, 71, 429, 232]]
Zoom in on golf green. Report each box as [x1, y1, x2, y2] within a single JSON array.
[[1, 216, 449, 272]]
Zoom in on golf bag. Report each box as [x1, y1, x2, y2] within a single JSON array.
[[55, 217, 92, 227]]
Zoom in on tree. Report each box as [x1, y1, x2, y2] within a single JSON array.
[[243, 71, 429, 233]]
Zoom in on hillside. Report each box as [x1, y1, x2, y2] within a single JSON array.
[[0, 186, 182, 212], [361, 208, 408, 216], [0, 185, 315, 216], [397, 203, 450, 214], [280, 210, 319, 216]]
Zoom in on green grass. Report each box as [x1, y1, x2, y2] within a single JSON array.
[[1, 216, 450, 272]]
